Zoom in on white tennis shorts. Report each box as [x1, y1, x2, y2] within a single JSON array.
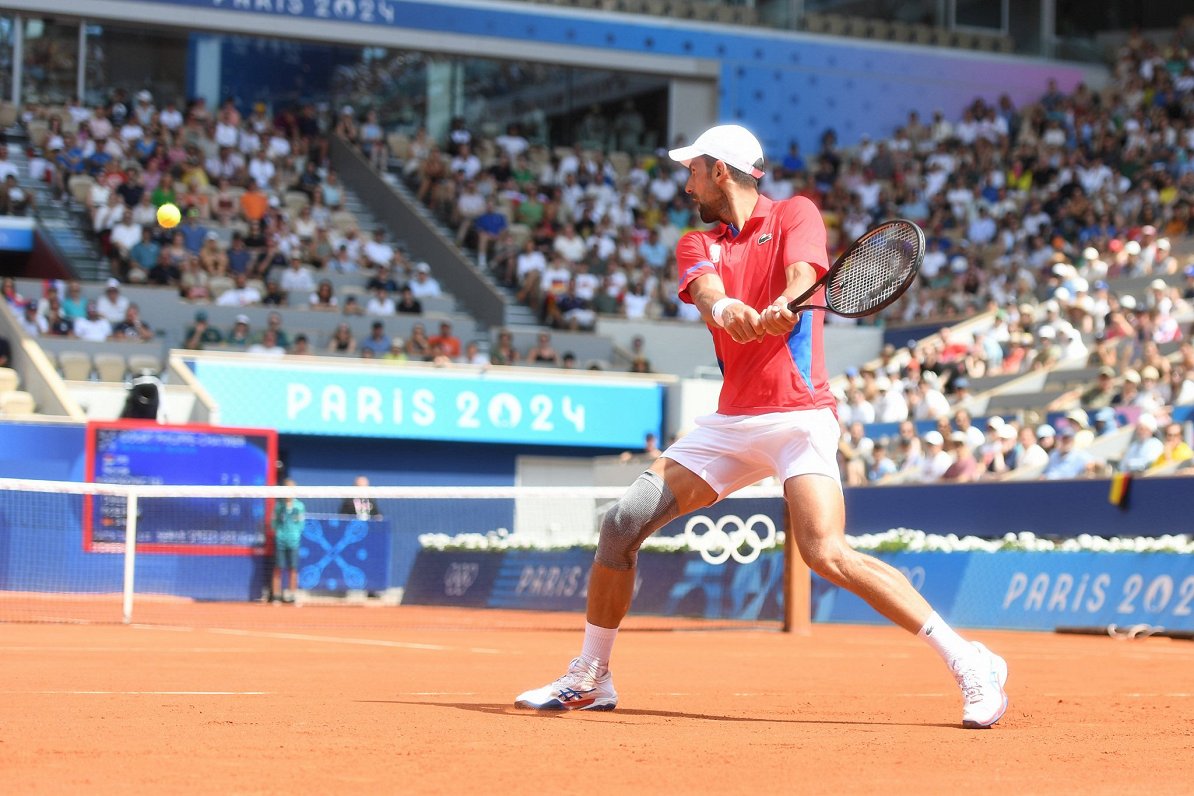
[[662, 408, 842, 499]]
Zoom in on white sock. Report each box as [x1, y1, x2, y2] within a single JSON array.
[[580, 622, 619, 669], [918, 611, 976, 667]]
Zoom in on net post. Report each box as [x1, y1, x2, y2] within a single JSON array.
[[781, 501, 811, 635], [122, 492, 138, 625]]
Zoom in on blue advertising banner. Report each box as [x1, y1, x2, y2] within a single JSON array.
[[297, 515, 389, 592], [953, 552, 1194, 632], [189, 357, 663, 449], [402, 549, 1194, 632], [0, 218, 34, 252]]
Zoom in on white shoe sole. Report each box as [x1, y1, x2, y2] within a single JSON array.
[[514, 696, 617, 711]]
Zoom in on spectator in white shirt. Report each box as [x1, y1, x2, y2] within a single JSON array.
[[247, 150, 275, 191], [552, 224, 587, 264], [366, 287, 397, 316], [278, 256, 316, 293], [914, 374, 951, 420], [362, 228, 394, 269], [158, 100, 183, 131], [19, 303, 48, 337], [96, 279, 131, 324], [0, 144, 20, 183], [408, 263, 441, 299], [73, 301, 114, 341], [916, 431, 954, 482], [109, 210, 143, 259], [449, 143, 482, 180], [216, 273, 263, 306], [247, 328, 286, 357]]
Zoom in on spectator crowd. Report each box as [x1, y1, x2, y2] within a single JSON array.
[[8, 18, 1194, 476]]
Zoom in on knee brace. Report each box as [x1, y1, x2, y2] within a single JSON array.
[[595, 470, 679, 570]]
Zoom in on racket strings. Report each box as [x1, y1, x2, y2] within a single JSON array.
[[828, 224, 920, 315]]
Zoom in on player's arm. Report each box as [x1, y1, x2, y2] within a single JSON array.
[[759, 261, 818, 335], [688, 272, 765, 344], [759, 198, 830, 336], [676, 234, 763, 343]]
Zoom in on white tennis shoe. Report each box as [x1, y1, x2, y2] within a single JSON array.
[[514, 657, 618, 711], [953, 641, 1009, 729]]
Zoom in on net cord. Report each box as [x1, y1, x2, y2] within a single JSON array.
[[0, 477, 784, 501]]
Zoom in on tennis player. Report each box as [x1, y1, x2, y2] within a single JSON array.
[[515, 124, 1008, 728]]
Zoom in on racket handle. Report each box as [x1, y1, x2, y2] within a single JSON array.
[[785, 280, 820, 312]]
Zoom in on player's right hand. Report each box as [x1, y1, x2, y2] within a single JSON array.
[[721, 302, 765, 343]]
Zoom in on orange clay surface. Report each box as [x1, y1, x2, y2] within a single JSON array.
[[2, 603, 1192, 795]]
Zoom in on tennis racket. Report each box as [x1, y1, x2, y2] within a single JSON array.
[[786, 219, 924, 318]]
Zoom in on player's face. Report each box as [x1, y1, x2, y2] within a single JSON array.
[[685, 158, 730, 225]]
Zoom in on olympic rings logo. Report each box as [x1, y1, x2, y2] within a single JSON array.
[[443, 562, 480, 596], [684, 513, 778, 565]]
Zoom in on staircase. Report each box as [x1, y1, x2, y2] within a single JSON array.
[[377, 170, 537, 327], [7, 128, 107, 280]]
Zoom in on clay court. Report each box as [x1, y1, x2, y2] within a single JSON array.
[[2, 604, 1192, 795]]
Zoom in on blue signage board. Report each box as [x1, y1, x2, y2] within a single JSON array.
[[190, 358, 663, 449], [0, 220, 34, 252], [402, 548, 1194, 633], [297, 515, 389, 592]]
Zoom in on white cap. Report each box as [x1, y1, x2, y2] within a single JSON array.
[[1149, 278, 1166, 290], [1125, 241, 1142, 256], [1138, 413, 1158, 431], [1082, 247, 1099, 260], [998, 424, 1017, 440], [235, 314, 250, 325], [106, 277, 120, 289], [669, 124, 766, 179], [924, 430, 944, 446]]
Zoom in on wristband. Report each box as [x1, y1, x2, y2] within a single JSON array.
[[711, 297, 743, 327]]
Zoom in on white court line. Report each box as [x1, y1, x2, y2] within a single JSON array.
[[207, 627, 502, 655], [4, 690, 268, 696], [0, 646, 267, 653]]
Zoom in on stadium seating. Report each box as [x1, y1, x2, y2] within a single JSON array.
[[0, 390, 36, 416], [93, 353, 129, 383], [56, 351, 93, 381], [0, 367, 19, 394]]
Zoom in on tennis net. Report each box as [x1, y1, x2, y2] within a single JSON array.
[[0, 477, 802, 631]]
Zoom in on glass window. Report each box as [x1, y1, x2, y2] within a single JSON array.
[[84, 23, 189, 109], [0, 16, 14, 101], [21, 17, 78, 105], [954, 0, 1005, 31]]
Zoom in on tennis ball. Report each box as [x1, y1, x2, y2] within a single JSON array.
[[157, 203, 181, 229]]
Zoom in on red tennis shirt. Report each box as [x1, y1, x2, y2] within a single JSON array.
[[677, 195, 835, 416]]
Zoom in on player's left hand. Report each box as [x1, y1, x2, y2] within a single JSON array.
[[759, 298, 799, 335]]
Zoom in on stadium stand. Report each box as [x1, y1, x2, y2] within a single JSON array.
[[3, 14, 1192, 485]]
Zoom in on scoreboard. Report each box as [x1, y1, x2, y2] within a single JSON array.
[[83, 420, 277, 555]]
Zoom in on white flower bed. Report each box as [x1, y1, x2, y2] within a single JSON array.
[[418, 527, 1194, 554]]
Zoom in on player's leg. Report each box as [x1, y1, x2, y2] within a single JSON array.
[[271, 558, 282, 603], [514, 456, 717, 711], [783, 473, 1008, 729], [587, 456, 718, 628]]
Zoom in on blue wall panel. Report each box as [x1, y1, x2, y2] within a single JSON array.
[[132, 0, 1091, 152]]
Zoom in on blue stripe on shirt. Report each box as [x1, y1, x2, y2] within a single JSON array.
[[786, 314, 813, 389]]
